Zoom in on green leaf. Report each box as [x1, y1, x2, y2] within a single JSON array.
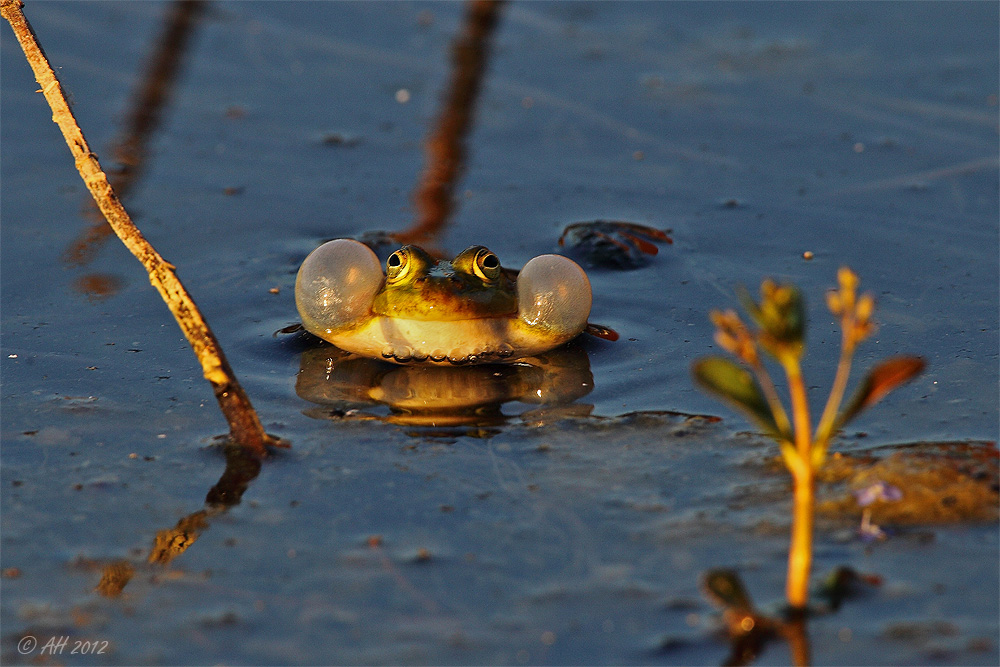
[[702, 569, 754, 612], [837, 356, 926, 428], [691, 357, 784, 439]]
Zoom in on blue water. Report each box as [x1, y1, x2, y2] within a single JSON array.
[[2, 2, 997, 664]]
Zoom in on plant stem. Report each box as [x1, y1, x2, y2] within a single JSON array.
[[786, 464, 814, 612], [783, 358, 812, 458], [1, 0, 281, 457], [750, 359, 793, 438], [782, 357, 813, 612], [814, 332, 855, 455]]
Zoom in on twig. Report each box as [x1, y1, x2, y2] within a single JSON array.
[[2, 0, 283, 457]]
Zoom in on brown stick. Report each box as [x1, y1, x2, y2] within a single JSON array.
[[2, 0, 283, 457]]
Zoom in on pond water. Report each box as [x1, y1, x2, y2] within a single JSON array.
[[2, 1, 997, 665]]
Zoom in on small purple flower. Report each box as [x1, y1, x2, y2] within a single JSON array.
[[853, 481, 901, 542], [853, 480, 903, 508], [858, 509, 888, 542]]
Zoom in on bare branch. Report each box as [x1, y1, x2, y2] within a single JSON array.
[[2, 0, 285, 457]]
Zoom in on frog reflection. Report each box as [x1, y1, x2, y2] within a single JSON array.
[[295, 342, 595, 428]]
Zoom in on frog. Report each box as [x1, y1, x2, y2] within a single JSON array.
[[294, 238, 593, 365]]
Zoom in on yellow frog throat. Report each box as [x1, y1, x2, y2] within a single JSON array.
[[295, 239, 592, 365]]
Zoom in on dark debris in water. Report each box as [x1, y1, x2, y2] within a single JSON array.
[[558, 221, 673, 270], [319, 132, 362, 147], [582, 410, 721, 431], [817, 565, 883, 612]]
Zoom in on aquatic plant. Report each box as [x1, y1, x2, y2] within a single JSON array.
[[692, 267, 924, 612]]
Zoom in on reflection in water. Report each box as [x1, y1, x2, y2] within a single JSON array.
[[783, 619, 810, 667], [94, 560, 136, 598], [295, 342, 594, 430], [95, 442, 261, 597], [71, 273, 126, 302], [702, 569, 812, 667], [110, 0, 206, 193], [146, 443, 262, 567], [147, 508, 213, 566], [719, 617, 809, 667], [65, 0, 205, 298], [394, 0, 505, 247]]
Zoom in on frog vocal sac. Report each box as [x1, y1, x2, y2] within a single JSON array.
[[295, 239, 592, 365]]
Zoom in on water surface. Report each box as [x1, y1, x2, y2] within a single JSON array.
[[2, 2, 997, 664]]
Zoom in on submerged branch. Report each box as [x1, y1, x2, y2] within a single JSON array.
[[2, 0, 283, 457]]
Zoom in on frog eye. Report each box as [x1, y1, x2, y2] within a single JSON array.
[[472, 249, 502, 281], [385, 249, 410, 283]]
